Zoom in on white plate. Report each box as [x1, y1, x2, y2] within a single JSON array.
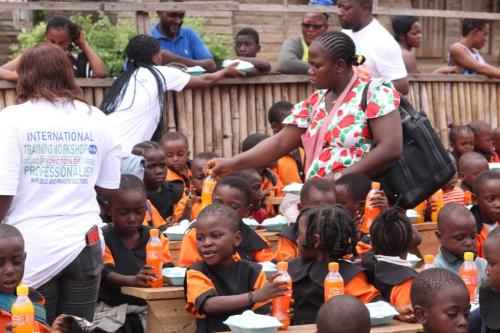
[[222, 59, 254, 72], [223, 310, 283, 332], [186, 66, 206, 75]]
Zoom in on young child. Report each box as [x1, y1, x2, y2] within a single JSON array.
[[232, 168, 269, 223], [316, 295, 371, 333], [471, 171, 500, 257], [493, 126, 500, 161], [468, 228, 500, 333], [178, 176, 274, 267], [274, 178, 337, 262], [458, 151, 489, 192], [411, 268, 470, 333], [267, 101, 306, 186], [469, 121, 499, 162], [160, 132, 192, 192], [233, 28, 271, 75], [184, 204, 287, 333], [361, 209, 416, 307], [97, 175, 173, 332], [449, 124, 475, 162], [434, 204, 487, 292], [443, 154, 467, 206], [132, 141, 185, 225], [289, 205, 381, 325]]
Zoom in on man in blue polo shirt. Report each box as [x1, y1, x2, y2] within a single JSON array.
[[152, 0, 217, 72]]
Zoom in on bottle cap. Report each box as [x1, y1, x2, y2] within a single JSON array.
[[464, 252, 474, 261], [16, 284, 29, 296], [424, 255, 434, 264], [372, 182, 380, 190], [149, 229, 160, 237], [328, 262, 339, 272], [277, 261, 288, 270]]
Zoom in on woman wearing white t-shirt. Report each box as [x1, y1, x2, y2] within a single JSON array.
[[102, 34, 243, 152], [0, 44, 121, 325]]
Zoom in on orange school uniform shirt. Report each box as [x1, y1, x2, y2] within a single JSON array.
[[275, 148, 306, 186], [261, 168, 284, 217], [143, 199, 166, 228], [166, 167, 191, 193], [470, 205, 499, 258], [274, 224, 298, 262]]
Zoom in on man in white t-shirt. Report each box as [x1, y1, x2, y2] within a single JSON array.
[[338, 0, 409, 95]]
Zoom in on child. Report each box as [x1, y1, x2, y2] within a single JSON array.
[[267, 101, 306, 186], [471, 171, 500, 257], [361, 209, 416, 307], [274, 178, 337, 262], [289, 205, 381, 325], [184, 204, 287, 333], [449, 124, 475, 162], [469, 121, 499, 162], [411, 268, 470, 333], [233, 28, 271, 75], [458, 152, 489, 192], [232, 169, 269, 223], [160, 132, 192, 193], [468, 228, 500, 333], [493, 126, 500, 161], [316, 295, 371, 333], [434, 204, 487, 291], [132, 141, 185, 224], [442, 154, 466, 206], [97, 175, 173, 333], [178, 176, 274, 267]]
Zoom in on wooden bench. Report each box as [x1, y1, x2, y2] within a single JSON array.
[[413, 222, 440, 258]]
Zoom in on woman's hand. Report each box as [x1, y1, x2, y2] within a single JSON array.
[[205, 158, 236, 178]]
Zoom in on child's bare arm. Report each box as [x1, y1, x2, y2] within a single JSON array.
[[105, 265, 156, 288]]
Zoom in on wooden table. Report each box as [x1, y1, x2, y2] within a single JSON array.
[[281, 321, 422, 333], [413, 222, 439, 259]]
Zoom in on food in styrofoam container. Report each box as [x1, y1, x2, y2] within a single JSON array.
[[365, 301, 399, 326], [282, 182, 303, 195], [259, 261, 278, 279], [262, 215, 287, 232], [242, 217, 259, 230], [164, 219, 192, 241], [223, 310, 283, 333], [162, 267, 187, 286], [186, 66, 206, 75], [407, 253, 421, 268], [405, 209, 419, 223], [222, 59, 254, 72]]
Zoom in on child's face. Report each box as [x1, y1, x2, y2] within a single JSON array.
[[212, 185, 251, 219], [451, 132, 474, 156], [297, 214, 319, 261], [162, 139, 189, 174], [476, 179, 500, 224], [195, 215, 241, 266], [335, 184, 360, 217], [300, 189, 336, 211], [234, 35, 260, 58], [436, 215, 477, 258], [474, 128, 494, 153], [246, 172, 263, 206], [45, 28, 73, 51], [143, 149, 167, 191], [0, 237, 25, 294], [111, 190, 147, 234], [460, 160, 488, 187], [484, 237, 500, 292], [191, 158, 207, 195]]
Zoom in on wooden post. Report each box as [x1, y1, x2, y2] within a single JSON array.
[[212, 86, 223, 156], [203, 89, 213, 152]]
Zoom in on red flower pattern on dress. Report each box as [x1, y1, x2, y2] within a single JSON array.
[[338, 114, 355, 129], [366, 102, 381, 118]]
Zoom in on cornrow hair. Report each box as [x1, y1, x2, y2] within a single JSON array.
[[46, 16, 81, 41], [299, 205, 358, 260], [370, 208, 413, 257], [448, 124, 474, 144], [313, 31, 366, 67], [131, 140, 162, 157]]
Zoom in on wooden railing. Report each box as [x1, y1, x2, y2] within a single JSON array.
[[1, 74, 499, 156]]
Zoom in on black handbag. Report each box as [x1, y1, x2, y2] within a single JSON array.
[[361, 83, 456, 209]]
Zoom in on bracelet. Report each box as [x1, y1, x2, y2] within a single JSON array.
[[248, 291, 255, 307]]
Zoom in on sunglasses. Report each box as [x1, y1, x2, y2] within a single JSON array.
[[301, 23, 326, 30]]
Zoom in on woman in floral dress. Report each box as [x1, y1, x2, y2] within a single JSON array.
[[209, 31, 402, 181]]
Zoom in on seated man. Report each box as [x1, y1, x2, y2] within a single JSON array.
[[152, 0, 216, 72]]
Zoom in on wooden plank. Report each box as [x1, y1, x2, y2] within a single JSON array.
[[230, 85, 240, 156], [104, 1, 239, 11], [0, 1, 102, 11], [193, 90, 204, 155], [121, 286, 184, 301], [221, 86, 233, 157], [373, 6, 500, 20], [147, 299, 195, 333], [202, 89, 213, 152], [211, 86, 223, 156]]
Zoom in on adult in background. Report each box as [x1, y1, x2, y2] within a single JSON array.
[[277, 12, 329, 74], [208, 31, 402, 183], [449, 19, 500, 78], [338, 0, 409, 95], [0, 44, 121, 327], [152, 0, 216, 72]]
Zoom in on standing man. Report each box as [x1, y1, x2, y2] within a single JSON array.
[[152, 0, 217, 72], [338, 0, 409, 94]]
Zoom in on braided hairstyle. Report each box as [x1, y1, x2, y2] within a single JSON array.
[[312, 31, 366, 67], [448, 124, 474, 144], [370, 208, 413, 257], [299, 205, 358, 260], [131, 140, 162, 157]]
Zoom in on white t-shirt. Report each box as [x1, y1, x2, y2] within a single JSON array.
[[343, 18, 407, 81], [107, 66, 191, 152], [0, 99, 121, 288]]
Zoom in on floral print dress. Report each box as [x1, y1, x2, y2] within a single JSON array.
[[283, 77, 400, 179]]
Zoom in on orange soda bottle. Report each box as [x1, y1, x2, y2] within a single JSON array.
[[422, 255, 435, 270], [201, 173, 217, 209], [324, 262, 344, 301], [361, 182, 382, 234], [413, 201, 426, 223], [430, 189, 443, 222], [11, 284, 34, 333], [460, 252, 478, 302], [272, 261, 292, 329], [146, 229, 163, 288]]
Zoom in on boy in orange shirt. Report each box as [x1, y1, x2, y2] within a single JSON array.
[[160, 132, 192, 193]]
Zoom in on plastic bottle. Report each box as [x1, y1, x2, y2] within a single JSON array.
[[460, 252, 478, 302], [146, 229, 163, 288], [272, 261, 292, 329], [201, 173, 217, 209], [11, 284, 34, 333], [361, 182, 382, 234], [422, 255, 435, 270], [430, 189, 443, 222], [324, 262, 344, 301]]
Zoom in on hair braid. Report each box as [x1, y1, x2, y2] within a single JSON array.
[[313, 31, 365, 67], [370, 208, 413, 257]]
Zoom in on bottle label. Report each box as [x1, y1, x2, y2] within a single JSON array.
[[12, 312, 34, 328], [462, 274, 477, 286], [147, 250, 162, 260], [325, 286, 344, 300]]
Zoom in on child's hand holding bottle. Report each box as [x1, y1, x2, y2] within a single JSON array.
[[134, 265, 157, 288]]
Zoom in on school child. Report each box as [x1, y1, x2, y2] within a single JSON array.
[[449, 124, 475, 162], [434, 204, 487, 289], [470, 171, 500, 257], [315, 295, 371, 333], [178, 176, 274, 267], [468, 228, 500, 333], [410, 268, 470, 333], [97, 174, 173, 333], [289, 205, 381, 325], [274, 178, 337, 262], [233, 28, 271, 75], [458, 151, 489, 192], [469, 121, 499, 162], [232, 169, 269, 223], [160, 132, 192, 192], [132, 141, 185, 225], [184, 204, 288, 333], [361, 209, 416, 307], [442, 154, 466, 206], [267, 101, 306, 186], [493, 126, 500, 161]]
